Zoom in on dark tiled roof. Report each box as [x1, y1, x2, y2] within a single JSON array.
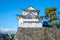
[[22, 9, 40, 12], [17, 15, 44, 19], [23, 21, 39, 23]]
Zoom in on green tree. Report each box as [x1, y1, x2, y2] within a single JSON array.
[[45, 7, 58, 27]]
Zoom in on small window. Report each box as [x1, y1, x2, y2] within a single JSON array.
[[24, 13, 25, 14], [20, 23, 22, 24]]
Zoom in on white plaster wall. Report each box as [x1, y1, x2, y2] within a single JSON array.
[[18, 18, 42, 28], [18, 18, 39, 23], [18, 18, 23, 23], [23, 19, 39, 21], [18, 17, 42, 28], [19, 23, 42, 28], [22, 10, 38, 15], [19, 18, 39, 21]]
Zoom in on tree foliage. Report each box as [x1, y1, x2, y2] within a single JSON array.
[[45, 7, 57, 20], [49, 21, 57, 26], [45, 7, 58, 27]]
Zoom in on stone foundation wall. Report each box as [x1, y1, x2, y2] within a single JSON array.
[[15, 27, 60, 40]]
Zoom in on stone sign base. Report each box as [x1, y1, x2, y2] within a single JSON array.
[[14, 27, 60, 40]]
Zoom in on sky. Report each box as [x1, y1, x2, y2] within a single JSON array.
[[0, 0, 60, 33]]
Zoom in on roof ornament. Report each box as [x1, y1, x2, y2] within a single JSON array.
[[27, 6, 36, 10]]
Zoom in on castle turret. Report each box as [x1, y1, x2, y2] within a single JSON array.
[[17, 6, 42, 28]]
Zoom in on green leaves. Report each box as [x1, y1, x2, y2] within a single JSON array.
[[45, 7, 57, 20], [45, 7, 58, 27]]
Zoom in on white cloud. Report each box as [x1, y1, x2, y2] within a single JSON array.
[[0, 28, 16, 31], [0, 28, 17, 34]]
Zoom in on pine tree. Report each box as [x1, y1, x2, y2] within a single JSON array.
[[44, 7, 58, 28]]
